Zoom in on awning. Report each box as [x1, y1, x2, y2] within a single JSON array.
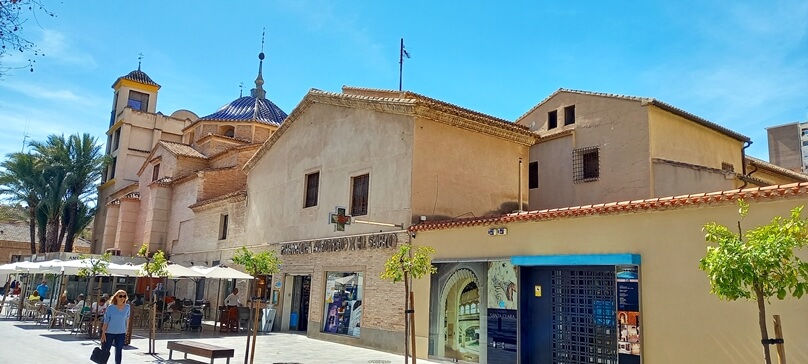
[[511, 253, 641, 266]]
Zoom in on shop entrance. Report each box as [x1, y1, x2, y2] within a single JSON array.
[[520, 266, 618, 364], [289, 275, 310, 331]]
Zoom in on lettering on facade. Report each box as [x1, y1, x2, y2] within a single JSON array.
[[280, 233, 399, 255]]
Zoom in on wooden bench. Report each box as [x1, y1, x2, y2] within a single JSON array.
[[167, 340, 235, 364]]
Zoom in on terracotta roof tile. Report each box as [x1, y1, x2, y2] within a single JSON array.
[[411, 182, 808, 232], [159, 141, 207, 159]]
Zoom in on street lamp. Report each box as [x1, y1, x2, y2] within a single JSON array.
[[353, 219, 404, 229]]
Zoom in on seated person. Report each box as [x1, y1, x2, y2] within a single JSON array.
[[131, 294, 144, 306], [91, 297, 107, 315], [67, 294, 86, 310], [154, 299, 173, 328], [28, 291, 42, 302]]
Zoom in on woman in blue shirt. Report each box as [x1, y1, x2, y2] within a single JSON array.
[[101, 289, 130, 364]]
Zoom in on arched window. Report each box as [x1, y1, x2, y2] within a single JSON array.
[[218, 125, 235, 138]]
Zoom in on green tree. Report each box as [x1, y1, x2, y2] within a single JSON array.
[[137, 243, 169, 355], [380, 243, 437, 364], [700, 199, 808, 364], [231, 246, 281, 364], [0, 152, 43, 253], [76, 252, 111, 336]]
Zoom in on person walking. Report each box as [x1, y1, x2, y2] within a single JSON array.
[[101, 289, 130, 364]]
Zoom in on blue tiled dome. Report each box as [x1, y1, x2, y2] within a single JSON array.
[[199, 96, 288, 126]]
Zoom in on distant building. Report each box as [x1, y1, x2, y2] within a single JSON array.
[[0, 222, 90, 264], [766, 121, 808, 173]]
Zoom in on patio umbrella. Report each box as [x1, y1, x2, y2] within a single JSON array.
[[190, 265, 253, 330]]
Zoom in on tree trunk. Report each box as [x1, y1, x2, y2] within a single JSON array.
[[46, 218, 60, 253], [404, 272, 410, 364], [410, 291, 417, 364], [250, 284, 261, 364], [28, 213, 36, 255], [61, 203, 77, 252], [755, 285, 773, 364]]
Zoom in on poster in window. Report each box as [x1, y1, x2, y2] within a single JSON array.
[[616, 265, 641, 364]]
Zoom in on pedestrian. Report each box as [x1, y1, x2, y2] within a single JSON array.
[[36, 280, 48, 300], [101, 289, 130, 364]]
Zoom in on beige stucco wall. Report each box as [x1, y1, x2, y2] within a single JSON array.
[[166, 180, 199, 252], [246, 102, 415, 245], [519, 93, 652, 209], [411, 116, 529, 218], [648, 106, 744, 190], [528, 135, 573, 209], [652, 162, 734, 197], [412, 196, 808, 363]]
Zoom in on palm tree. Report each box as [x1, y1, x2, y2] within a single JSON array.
[[0, 152, 44, 253], [60, 134, 105, 252], [30, 135, 71, 253]]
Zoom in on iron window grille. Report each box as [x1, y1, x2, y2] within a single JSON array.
[[573, 146, 600, 183]]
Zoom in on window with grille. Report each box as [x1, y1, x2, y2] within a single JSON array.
[[564, 105, 576, 125], [548, 110, 558, 129], [304, 172, 320, 208], [350, 174, 369, 216], [573, 147, 600, 182], [529, 161, 539, 189]]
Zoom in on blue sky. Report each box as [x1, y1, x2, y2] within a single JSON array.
[[0, 0, 806, 160]]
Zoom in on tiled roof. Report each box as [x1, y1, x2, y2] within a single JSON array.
[[518, 88, 750, 142], [0, 222, 35, 243], [746, 156, 808, 182], [159, 141, 207, 159], [113, 69, 160, 88], [411, 182, 808, 232], [198, 96, 288, 126], [189, 190, 247, 209]]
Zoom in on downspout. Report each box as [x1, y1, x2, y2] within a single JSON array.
[[740, 140, 753, 189]]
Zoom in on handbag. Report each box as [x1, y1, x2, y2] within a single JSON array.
[[90, 346, 110, 364]]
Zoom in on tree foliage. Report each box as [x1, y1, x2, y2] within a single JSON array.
[[700, 200, 808, 301], [380, 244, 437, 283], [699, 199, 808, 364], [0, 133, 106, 253], [0, 0, 55, 75], [231, 246, 281, 277]]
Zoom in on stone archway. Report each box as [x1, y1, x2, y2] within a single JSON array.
[[437, 268, 480, 362]]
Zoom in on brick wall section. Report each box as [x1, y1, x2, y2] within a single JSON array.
[[274, 233, 407, 334], [235, 125, 251, 141], [0, 240, 90, 264], [253, 126, 274, 143], [198, 169, 246, 202]]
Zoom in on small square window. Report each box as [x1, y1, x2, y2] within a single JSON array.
[[721, 162, 734, 172], [351, 174, 369, 216], [219, 214, 229, 240], [528, 161, 538, 189], [573, 147, 600, 183], [304, 172, 320, 208], [564, 105, 575, 125], [548, 110, 558, 129], [127, 90, 149, 111]]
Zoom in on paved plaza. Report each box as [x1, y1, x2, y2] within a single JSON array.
[[0, 317, 441, 364]]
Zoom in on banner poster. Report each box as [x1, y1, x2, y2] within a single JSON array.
[[616, 265, 641, 364], [486, 260, 517, 364], [429, 262, 485, 363]]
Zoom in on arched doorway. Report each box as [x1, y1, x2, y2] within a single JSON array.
[[438, 268, 480, 362]]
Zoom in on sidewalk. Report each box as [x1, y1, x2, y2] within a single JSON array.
[[0, 317, 443, 364]]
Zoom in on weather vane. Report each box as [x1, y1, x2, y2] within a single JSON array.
[[137, 52, 144, 71]]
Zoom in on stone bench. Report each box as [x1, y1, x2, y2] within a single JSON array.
[[167, 340, 235, 364]]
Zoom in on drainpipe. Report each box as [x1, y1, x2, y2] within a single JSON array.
[[740, 140, 753, 189]]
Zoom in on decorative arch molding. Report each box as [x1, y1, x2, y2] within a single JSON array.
[[437, 267, 481, 359]]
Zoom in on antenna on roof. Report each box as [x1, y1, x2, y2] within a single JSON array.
[[239, 82, 244, 97], [137, 53, 144, 71]]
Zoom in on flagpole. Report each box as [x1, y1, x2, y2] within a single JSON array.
[[399, 38, 404, 91]]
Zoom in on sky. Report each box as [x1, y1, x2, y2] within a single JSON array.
[[0, 0, 806, 161]]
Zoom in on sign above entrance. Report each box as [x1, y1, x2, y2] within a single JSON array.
[[329, 207, 352, 231], [280, 232, 399, 255]]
